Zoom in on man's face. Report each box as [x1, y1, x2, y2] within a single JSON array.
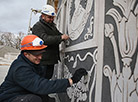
[[42, 14, 55, 23], [24, 52, 42, 64]]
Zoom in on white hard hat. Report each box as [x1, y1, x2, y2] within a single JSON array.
[[41, 5, 56, 16]]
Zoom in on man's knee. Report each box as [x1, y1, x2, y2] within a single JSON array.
[[12, 94, 42, 102], [29, 94, 42, 102]]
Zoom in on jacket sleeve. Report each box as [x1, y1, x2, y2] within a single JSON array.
[[32, 23, 63, 46], [13, 66, 70, 95]]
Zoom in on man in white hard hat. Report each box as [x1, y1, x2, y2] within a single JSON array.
[[0, 35, 87, 102], [32, 5, 69, 81]]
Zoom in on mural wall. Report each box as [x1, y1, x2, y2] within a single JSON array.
[[55, 0, 138, 102]]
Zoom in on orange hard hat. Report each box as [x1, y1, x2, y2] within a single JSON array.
[[20, 35, 47, 51]]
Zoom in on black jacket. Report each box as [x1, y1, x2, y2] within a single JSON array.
[[0, 52, 70, 102], [32, 16, 63, 65]]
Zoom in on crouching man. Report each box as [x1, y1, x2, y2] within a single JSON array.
[[0, 35, 87, 102]]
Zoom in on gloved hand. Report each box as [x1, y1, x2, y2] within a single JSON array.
[[71, 68, 87, 83]]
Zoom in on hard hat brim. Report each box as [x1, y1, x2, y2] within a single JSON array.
[[21, 45, 47, 51], [28, 49, 46, 55], [41, 12, 56, 16]]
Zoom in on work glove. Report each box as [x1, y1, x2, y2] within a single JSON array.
[[71, 68, 88, 83]]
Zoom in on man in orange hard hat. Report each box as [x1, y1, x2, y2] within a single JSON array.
[[0, 35, 87, 102]]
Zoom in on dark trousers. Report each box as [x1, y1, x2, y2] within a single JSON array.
[[42, 65, 54, 79], [11, 94, 55, 102]]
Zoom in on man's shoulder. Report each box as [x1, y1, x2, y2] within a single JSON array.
[[33, 21, 41, 26], [33, 21, 47, 28]]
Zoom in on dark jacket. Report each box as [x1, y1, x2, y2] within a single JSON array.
[[0, 52, 70, 102], [32, 16, 63, 65]]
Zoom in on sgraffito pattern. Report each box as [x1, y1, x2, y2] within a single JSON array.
[[103, 0, 138, 102], [55, 0, 138, 102]]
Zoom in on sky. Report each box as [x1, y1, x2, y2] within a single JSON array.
[[0, 0, 47, 34]]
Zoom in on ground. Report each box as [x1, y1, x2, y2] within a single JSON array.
[[0, 65, 9, 84]]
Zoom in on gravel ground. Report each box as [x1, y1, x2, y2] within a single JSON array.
[[0, 65, 9, 84]]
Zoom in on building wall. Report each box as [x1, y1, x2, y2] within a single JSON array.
[[55, 0, 138, 102]]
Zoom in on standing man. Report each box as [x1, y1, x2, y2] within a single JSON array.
[[0, 35, 87, 102], [32, 5, 69, 80]]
